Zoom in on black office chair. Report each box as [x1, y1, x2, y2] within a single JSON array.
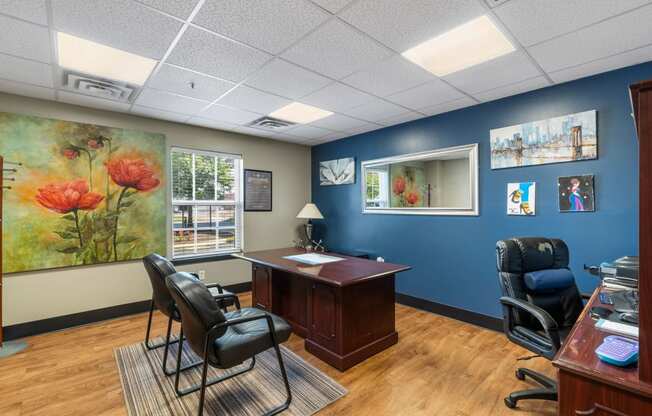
[[166, 272, 292, 416], [496, 237, 585, 409], [142, 253, 240, 376]]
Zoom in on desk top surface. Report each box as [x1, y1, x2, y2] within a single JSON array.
[[553, 288, 652, 398], [232, 247, 410, 287]]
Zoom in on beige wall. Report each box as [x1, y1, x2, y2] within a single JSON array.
[[0, 93, 311, 325]]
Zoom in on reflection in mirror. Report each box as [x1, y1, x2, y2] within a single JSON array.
[[362, 144, 478, 216]]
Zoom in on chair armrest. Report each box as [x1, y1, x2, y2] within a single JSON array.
[[581, 292, 592, 300], [206, 311, 270, 340], [500, 296, 561, 354], [205, 282, 224, 294], [212, 293, 241, 310]]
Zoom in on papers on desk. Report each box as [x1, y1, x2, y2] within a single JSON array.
[[596, 318, 639, 339], [208, 287, 223, 297], [283, 253, 344, 265]]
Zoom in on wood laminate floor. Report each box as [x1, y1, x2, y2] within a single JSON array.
[[0, 292, 557, 415]]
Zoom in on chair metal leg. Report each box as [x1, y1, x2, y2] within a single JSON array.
[[160, 325, 202, 377], [144, 299, 181, 351], [263, 338, 292, 415]]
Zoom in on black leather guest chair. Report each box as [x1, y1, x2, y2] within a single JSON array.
[[166, 272, 293, 416], [496, 237, 586, 409], [142, 253, 240, 376]]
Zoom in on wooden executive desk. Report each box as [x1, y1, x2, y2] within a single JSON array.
[[553, 288, 652, 415], [233, 247, 411, 371]]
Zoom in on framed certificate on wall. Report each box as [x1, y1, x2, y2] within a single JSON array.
[[244, 169, 272, 211]]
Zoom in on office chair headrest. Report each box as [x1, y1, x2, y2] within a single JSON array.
[[496, 237, 569, 274]]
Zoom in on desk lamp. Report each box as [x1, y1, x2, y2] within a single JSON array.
[[297, 203, 323, 249]]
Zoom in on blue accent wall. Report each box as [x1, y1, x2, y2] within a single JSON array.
[[311, 62, 651, 318]]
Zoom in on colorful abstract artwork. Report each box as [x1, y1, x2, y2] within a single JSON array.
[[490, 110, 597, 169], [390, 164, 426, 207], [319, 157, 355, 185], [0, 112, 166, 273], [558, 175, 595, 212], [507, 182, 536, 215]]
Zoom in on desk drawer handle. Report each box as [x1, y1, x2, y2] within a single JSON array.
[[576, 404, 629, 416]]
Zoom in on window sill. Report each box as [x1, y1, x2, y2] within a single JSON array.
[[172, 253, 240, 266]]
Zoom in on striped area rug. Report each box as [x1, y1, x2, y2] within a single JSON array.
[[115, 338, 347, 416]]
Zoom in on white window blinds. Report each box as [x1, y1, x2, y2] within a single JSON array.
[[171, 147, 243, 258]]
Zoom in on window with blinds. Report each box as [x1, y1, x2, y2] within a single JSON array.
[[171, 147, 243, 259]]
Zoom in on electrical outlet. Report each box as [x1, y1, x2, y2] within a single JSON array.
[[197, 270, 206, 280]]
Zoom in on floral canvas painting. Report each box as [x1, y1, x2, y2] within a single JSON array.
[[319, 157, 355, 186], [390, 164, 426, 207], [0, 112, 166, 273]]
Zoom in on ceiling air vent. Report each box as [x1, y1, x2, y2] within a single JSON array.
[[247, 116, 296, 131], [63, 71, 138, 103]]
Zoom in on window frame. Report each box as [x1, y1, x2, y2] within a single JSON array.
[[360, 143, 479, 216], [170, 146, 244, 260]]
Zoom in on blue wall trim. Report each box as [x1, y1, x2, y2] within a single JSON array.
[[311, 62, 651, 318]]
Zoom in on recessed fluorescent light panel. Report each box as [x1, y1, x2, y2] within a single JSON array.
[[269, 102, 333, 124], [402, 15, 515, 77], [57, 32, 157, 85]]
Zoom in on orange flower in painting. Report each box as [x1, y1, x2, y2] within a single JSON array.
[[405, 191, 419, 205], [106, 159, 160, 191], [36, 180, 104, 214], [393, 176, 406, 195]]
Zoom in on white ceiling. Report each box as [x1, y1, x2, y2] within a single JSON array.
[[0, 0, 651, 146]]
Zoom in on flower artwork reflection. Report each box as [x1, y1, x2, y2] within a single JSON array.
[[0, 112, 166, 273]]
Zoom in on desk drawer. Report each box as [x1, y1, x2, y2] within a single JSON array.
[[252, 265, 272, 310], [559, 370, 652, 416]]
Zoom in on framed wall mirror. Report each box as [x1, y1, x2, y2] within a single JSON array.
[[361, 143, 479, 216]]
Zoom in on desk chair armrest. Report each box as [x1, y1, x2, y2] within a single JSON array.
[[205, 282, 224, 294], [581, 292, 592, 301], [212, 293, 241, 309], [500, 296, 561, 354], [206, 312, 275, 343]]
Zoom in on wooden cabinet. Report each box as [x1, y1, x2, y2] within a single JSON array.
[[308, 282, 338, 351]]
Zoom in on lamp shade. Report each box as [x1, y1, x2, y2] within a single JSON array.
[[297, 203, 324, 219]]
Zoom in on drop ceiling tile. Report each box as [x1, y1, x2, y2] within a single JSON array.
[[443, 51, 541, 94], [377, 111, 424, 126], [135, 88, 210, 114], [0, 0, 48, 25], [301, 82, 375, 113], [286, 124, 333, 139], [245, 59, 331, 100], [217, 85, 291, 115], [51, 0, 182, 59], [311, 0, 353, 13], [281, 18, 393, 80], [167, 26, 271, 83], [234, 126, 279, 138], [528, 4, 652, 73], [494, 0, 650, 47], [309, 112, 370, 131], [137, 0, 200, 19], [131, 105, 190, 123], [0, 79, 54, 100], [347, 122, 382, 135], [58, 91, 131, 112], [549, 44, 652, 84], [339, 0, 485, 52], [345, 98, 406, 122], [147, 64, 235, 102], [419, 96, 477, 116], [386, 78, 465, 110], [193, 0, 329, 54], [200, 103, 261, 124], [0, 15, 51, 62], [341, 55, 436, 97], [474, 76, 551, 103], [187, 116, 240, 131], [0, 53, 53, 87]]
